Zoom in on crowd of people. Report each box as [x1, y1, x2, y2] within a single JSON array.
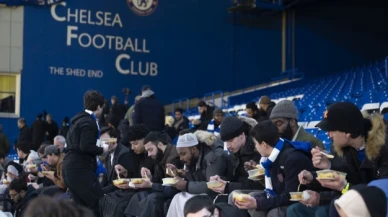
[[0, 85, 387, 217]]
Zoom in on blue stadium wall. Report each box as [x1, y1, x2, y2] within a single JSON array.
[[0, 0, 283, 143]]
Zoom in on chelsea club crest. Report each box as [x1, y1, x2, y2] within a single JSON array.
[[127, 0, 158, 16]]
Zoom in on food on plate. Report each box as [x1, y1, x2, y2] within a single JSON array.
[[26, 164, 37, 169], [206, 181, 224, 189], [130, 178, 144, 184], [42, 171, 55, 176], [289, 192, 304, 201], [162, 178, 178, 185], [113, 179, 129, 186], [316, 170, 347, 180], [248, 168, 265, 178], [233, 193, 249, 203]]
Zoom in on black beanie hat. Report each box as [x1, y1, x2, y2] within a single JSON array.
[[220, 116, 245, 141]]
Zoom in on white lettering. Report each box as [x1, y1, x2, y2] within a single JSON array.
[[66, 68, 86, 77], [50, 1, 66, 22], [106, 35, 115, 49], [143, 39, 150, 53], [116, 54, 130, 75], [96, 11, 104, 26], [150, 62, 158, 76], [79, 33, 92, 48], [93, 35, 106, 49], [67, 8, 78, 23], [79, 9, 87, 24], [66, 26, 78, 46], [116, 37, 123, 50]]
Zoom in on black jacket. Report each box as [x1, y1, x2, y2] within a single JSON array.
[[59, 124, 70, 138], [14, 185, 38, 217], [63, 111, 103, 171], [45, 121, 59, 144], [254, 142, 315, 212], [151, 144, 183, 192], [110, 103, 127, 120], [225, 136, 263, 193], [316, 115, 388, 205], [173, 116, 190, 134], [102, 144, 132, 194], [31, 119, 45, 150], [18, 126, 32, 146], [132, 95, 165, 131], [196, 106, 215, 131], [185, 133, 229, 194]]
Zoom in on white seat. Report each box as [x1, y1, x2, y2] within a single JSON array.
[[306, 121, 321, 129], [237, 110, 247, 116], [361, 103, 380, 112], [380, 102, 388, 114], [298, 122, 308, 128]]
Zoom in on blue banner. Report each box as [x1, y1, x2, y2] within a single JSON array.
[[0, 0, 63, 6]]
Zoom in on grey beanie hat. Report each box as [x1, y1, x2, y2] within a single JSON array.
[[213, 108, 224, 116], [220, 116, 246, 142], [269, 100, 298, 120]]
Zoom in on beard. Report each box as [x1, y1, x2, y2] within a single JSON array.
[[280, 123, 294, 140], [154, 148, 164, 162]]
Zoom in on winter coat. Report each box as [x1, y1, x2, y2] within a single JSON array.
[[132, 95, 165, 132], [63, 111, 103, 171], [186, 131, 229, 194]]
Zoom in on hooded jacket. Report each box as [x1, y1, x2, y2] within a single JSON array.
[[185, 131, 229, 194], [132, 92, 165, 132], [316, 114, 388, 204], [63, 111, 103, 171]]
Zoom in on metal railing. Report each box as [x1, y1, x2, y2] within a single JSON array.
[[171, 98, 189, 115]]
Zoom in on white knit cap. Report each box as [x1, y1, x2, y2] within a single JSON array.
[[7, 165, 19, 176], [177, 133, 198, 148], [334, 190, 370, 217]]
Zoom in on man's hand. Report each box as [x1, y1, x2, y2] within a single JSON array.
[[193, 120, 201, 126], [172, 178, 187, 191], [141, 167, 152, 180], [244, 160, 257, 171], [41, 164, 49, 171], [311, 148, 330, 169], [298, 170, 313, 185], [166, 164, 178, 177], [317, 173, 347, 192], [208, 178, 227, 194], [234, 195, 257, 210], [300, 190, 320, 207], [115, 164, 128, 178], [209, 175, 220, 182], [44, 173, 55, 181], [28, 166, 39, 174], [134, 178, 152, 189], [28, 182, 40, 190]]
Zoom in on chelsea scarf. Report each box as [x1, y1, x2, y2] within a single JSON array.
[[260, 138, 285, 198]]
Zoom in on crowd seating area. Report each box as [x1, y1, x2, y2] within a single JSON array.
[[186, 60, 388, 151]]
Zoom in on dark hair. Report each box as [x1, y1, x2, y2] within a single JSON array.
[[38, 144, 50, 155], [15, 141, 31, 154], [246, 102, 259, 111], [37, 114, 43, 119], [250, 120, 279, 147], [100, 126, 119, 139], [197, 101, 206, 107], [9, 174, 28, 193], [24, 196, 95, 217], [83, 90, 104, 111], [184, 195, 215, 217], [179, 129, 192, 136], [175, 108, 184, 114], [144, 131, 167, 146], [0, 152, 6, 159], [126, 125, 150, 142], [63, 116, 69, 123]]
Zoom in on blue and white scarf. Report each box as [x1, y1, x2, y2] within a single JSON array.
[[207, 119, 220, 137], [260, 139, 311, 198], [84, 109, 101, 147], [260, 139, 285, 198]]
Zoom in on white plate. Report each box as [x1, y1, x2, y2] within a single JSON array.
[[248, 176, 263, 181], [162, 184, 174, 186], [290, 199, 303, 201], [316, 178, 335, 181]]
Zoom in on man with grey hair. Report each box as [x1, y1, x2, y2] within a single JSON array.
[[270, 100, 324, 149], [54, 135, 67, 152]]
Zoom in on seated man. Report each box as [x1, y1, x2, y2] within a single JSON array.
[[9, 174, 38, 217], [166, 131, 229, 217], [208, 116, 263, 196], [99, 126, 132, 194], [207, 109, 224, 138], [287, 103, 388, 217], [124, 131, 183, 217], [230, 120, 314, 217]]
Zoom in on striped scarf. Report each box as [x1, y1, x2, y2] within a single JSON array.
[[260, 139, 285, 198], [207, 119, 220, 137]]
